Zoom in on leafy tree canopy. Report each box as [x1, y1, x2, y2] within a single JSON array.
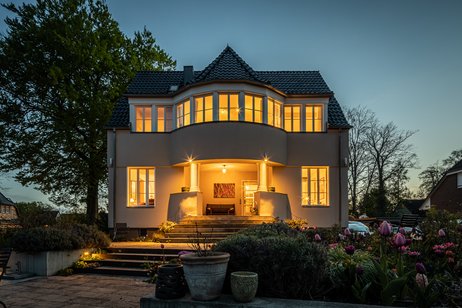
[[0, 0, 176, 224]]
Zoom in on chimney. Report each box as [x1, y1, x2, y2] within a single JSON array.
[[183, 66, 193, 84]]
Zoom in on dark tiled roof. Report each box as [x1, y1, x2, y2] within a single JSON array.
[[0, 192, 14, 206], [109, 46, 350, 129], [447, 159, 462, 173], [328, 97, 351, 129], [107, 97, 129, 128]]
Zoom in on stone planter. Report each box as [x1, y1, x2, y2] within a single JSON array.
[[179, 252, 230, 301], [231, 271, 258, 303], [155, 264, 186, 299]]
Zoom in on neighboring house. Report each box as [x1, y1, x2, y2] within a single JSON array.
[[106, 46, 351, 232], [0, 192, 20, 228], [420, 159, 462, 213], [400, 199, 425, 215]]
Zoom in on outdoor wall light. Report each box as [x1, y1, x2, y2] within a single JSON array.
[[222, 164, 227, 174]]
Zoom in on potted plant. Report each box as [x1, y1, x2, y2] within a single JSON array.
[[179, 224, 230, 301], [230, 271, 258, 302]]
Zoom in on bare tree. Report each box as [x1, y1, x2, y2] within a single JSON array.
[[366, 122, 417, 215], [418, 161, 445, 197], [345, 106, 377, 215]]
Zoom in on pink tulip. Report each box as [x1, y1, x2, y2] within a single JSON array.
[[394, 233, 406, 247], [314, 233, 322, 242], [378, 221, 392, 236], [344, 228, 352, 236], [344, 245, 355, 255]]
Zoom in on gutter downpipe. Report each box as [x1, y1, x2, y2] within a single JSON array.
[[112, 128, 117, 240], [338, 128, 343, 227]]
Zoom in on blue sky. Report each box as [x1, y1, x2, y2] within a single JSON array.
[[1, 0, 461, 203]]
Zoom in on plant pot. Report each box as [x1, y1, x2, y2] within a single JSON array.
[[155, 264, 186, 299], [230, 271, 258, 303], [180, 252, 230, 301]]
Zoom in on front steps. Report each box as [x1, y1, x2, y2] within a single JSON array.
[[159, 215, 275, 243], [89, 216, 274, 276]]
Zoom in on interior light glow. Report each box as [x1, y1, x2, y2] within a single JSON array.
[[222, 164, 227, 174]]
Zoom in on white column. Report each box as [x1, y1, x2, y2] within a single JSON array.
[[257, 162, 268, 192], [190, 162, 200, 192]]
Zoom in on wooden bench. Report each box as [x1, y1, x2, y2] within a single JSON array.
[[206, 204, 235, 215], [0, 248, 12, 308]]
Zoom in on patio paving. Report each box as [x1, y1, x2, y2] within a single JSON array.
[[0, 274, 155, 308]]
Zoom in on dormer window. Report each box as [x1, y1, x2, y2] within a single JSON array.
[[284, 105, 301, 132], [306, 105, 323, 132], [219, 93, 239, 121], [195, 95, 213, 123], [244, 95, 263, 123], [176, 100, 190, 128], [135, 106, 152, 132]]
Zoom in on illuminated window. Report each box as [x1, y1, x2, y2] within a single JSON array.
[[244, 95, 262, 123], [176, 100, 190, 128], [195, 95, 213, 123], [306, 105, 323, 132], [219, 93, 239, 121], [128, 167, 155, 207], [157, 106, 172, 132], [135, 106, 152, 132], [458, 172, 462, 188], [284, 105, 301, 132], [301, 167, 329, 206], [267, 98, 282, 128]]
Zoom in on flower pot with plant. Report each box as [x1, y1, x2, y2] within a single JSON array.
[[179, 223, 230, 301]]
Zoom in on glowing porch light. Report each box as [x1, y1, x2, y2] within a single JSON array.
[[222, 164, 227, 174]]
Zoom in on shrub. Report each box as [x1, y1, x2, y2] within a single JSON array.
[[239, 221, 300, 238], [158, 221, 177, 234], [215, 231, 328, 299], [8, 224, 110, 252]]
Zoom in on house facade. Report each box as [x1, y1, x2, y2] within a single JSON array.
[[107, 46, 350, 231], [0, 192, 20, 229], [420, 159, 462, 213]]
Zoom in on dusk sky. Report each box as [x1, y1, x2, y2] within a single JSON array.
[[1, 0, 461, 204]]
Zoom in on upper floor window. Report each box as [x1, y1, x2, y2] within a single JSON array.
[[267, 98, 282, 128], [306, 105, 323, 132], [284, 105, 301, 132], [244, 95, 262, 123], [195, 95, 213, 123], [301, 167, 329, 206], [157, 106, 172, 132], [176, 100, 190, 128], [128, 167, 155, 207], [135, 106, 152, 132], [219, 93, 239, 121], [458, 172, 462, 188]]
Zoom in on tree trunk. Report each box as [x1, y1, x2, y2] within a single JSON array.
[[86, 160, 99, 225]]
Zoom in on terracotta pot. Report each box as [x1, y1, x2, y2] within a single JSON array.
[[180, 252, 230, 301], [230, 271, 258, 303]]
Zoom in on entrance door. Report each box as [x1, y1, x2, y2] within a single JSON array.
[[242, 180, 258, 216]]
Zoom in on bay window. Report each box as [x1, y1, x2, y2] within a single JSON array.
[[128, 167, 155, 207], [157, 106, 172, 132], [195, 95, 213, 123], [176, 100, 190, 128], [219, 93, 239, 121], [284, 105, 301, 132], [267, 98, 282, 128], [301, 167, 329, 206], [244, 94, 263, 123]]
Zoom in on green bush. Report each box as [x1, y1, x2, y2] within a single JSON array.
[[8, 224, 110, 252], [215, 231, 328, 299], [239, 221, 300, 238]]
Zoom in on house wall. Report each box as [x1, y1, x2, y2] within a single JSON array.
[[430, 174, 462, 213], [107, 126, 349, 228]]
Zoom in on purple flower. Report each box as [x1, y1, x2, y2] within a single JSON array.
[[394, 233, 406, 247], [378, 221, 392, 236], [178, 250, 193, 256], [415, 262, 426, 274], [407, 251, 421, 257], [345, 245, 355, 255], [438, 229, 446, 237], [344, 228, 352, 237], [399, 227, 406, 234], [314, 233, 322, 242]]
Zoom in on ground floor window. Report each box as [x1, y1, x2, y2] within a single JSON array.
[[128, 167, 155, 207], [301, 166, 329, 206]]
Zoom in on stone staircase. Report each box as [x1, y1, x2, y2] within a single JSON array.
[[88, 216, 274, 276], [159, 215, 275, 243]]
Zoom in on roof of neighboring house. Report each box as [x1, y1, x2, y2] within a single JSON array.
[[401, 199, 425, 214], [0, 192, 14, 206], [109, 46, 350, 129], [447, 159, 462, 174]]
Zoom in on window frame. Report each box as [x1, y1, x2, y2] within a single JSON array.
[[305, 105, 324, 132], [284, 105, 301, 132], [134, 106, 152, 132], [244, 94, 263, 123], [194, 94, 213, 123], [176, 100, 190, 128], [301, 166, 329, 206], [156, 105, 172, 132], [267, 97, 282, 128], [218, 93, 239, 121], [127, 167, 155, 207], [457, 172, 462, 188]]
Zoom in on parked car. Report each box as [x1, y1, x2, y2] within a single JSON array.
[[348, 221, 371, 235]]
